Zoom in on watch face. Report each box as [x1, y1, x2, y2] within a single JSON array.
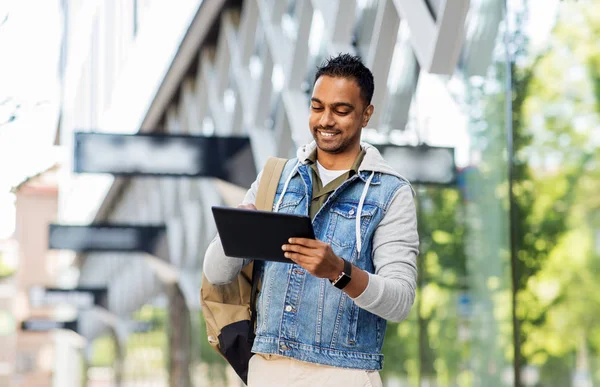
[[333, 274, 351, 289]]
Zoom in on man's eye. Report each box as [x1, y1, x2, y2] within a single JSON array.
[[311, 106, 323, 111], [336, 110, 350, 115]]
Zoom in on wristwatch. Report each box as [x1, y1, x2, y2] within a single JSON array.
[[330, 259, 352, 289]]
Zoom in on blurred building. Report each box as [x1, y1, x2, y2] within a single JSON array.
[[53, 0, 568, 386], [4, 164, 85, 387], [0, 238, 18, 386]]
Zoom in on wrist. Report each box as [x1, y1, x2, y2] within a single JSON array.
[[328, 257, 345, 281]]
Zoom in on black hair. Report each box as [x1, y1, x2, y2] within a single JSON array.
[[314, 53, 375, 106]]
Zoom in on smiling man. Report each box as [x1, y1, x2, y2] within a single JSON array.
[[204, 54, 419, 386]]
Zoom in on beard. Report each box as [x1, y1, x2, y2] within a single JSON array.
[[311, 126, 360, 154]]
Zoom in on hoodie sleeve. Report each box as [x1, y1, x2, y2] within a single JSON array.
[[350, 184, 419, 322], [202, 171, 262, 285]]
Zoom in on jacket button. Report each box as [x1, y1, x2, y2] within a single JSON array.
[[280, 343, 289, 351], [349, 208, 355, 215], [285, 305, 293, 312]]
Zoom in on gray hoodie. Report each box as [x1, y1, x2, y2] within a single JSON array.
[[203, 142, 419, 322]]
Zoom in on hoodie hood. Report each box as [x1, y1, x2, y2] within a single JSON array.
[[296, 141, 408, 181]]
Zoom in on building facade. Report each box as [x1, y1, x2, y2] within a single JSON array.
[[3, 166, 86, 387], [56, 0, 600, 386], [0, 239, 18, 386]]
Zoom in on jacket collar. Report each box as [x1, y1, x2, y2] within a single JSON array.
[[297, 141, 407, 182]]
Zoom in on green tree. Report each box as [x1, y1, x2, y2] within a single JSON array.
[[382, 187, 468, 385], [514, 3, 600, 384], [468, 3, 597, 383], [383, 3, 600, 386]]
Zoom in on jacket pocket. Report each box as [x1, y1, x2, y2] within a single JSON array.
[[327, 202, 378, 248], [274, 191, 304, 213], [256, 263, 273, 334], [330, 293, 360, 348], [347, 297, 360, 345]]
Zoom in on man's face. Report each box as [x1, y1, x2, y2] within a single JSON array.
[[309, 75, 374, 155]]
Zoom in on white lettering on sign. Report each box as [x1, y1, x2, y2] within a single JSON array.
[[23, 320, 62, 331], [29, 287, 99, 308], [50, 226, 140, 251], [81, 136, 201, 175], [44, 291, 95, 308]]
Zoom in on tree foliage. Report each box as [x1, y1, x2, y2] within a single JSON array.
[[515, 3, 600, 383], [380, 2, 600, 385]]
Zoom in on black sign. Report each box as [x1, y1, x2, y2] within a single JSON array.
[[377, 144, 457, 186], [48, 224, 165, 253], [21, 319, 78, 333], [29, 287, 108, 309], [73, 132, 256, 187]]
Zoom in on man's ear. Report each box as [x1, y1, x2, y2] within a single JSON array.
[[362, 105, 374, 127]]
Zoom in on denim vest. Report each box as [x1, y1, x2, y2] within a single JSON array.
[[252, 158, 409, 370]]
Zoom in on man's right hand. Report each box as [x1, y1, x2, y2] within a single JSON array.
[[237, 203, 257, 210]]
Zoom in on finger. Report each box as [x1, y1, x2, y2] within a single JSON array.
[[284, 251, 312, 262], [288, 238, 322, 248], [283, 251, 315, 266], [282, 244, 314, 256]]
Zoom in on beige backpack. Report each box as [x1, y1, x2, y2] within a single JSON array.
[[200, 157, 287, 384]]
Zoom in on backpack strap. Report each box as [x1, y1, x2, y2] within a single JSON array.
[[249, 157, 287, 341], [248, 261, 261, 341], [255, 157, 287, 211]]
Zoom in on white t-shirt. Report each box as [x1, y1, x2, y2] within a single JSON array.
[[316, 161, 348, 187]]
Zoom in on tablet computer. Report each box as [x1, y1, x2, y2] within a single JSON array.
[[211, 206, 315, 263]]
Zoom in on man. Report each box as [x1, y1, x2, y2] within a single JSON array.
[[204, 53, 419, 386]]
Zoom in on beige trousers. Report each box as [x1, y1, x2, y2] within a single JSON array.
[[247, 353, 383, 387]]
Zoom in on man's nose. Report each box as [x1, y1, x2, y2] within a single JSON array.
[[319, 110, 335, 128]]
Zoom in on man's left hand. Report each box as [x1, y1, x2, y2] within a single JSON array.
[[282, 238, 344, 281]]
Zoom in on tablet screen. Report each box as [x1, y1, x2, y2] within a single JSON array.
[[212, 206, 315, 262]]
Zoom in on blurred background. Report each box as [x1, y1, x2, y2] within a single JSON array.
[[0, 0, 598, 386]]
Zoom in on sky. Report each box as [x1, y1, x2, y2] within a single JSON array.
[[0, 0, 62, 239]]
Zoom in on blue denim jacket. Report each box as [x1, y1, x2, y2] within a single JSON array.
[[252, 157, 410, 370]]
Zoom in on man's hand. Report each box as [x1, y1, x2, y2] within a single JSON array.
[[282, 238, 344, 281], [237, 203, 257, 210]]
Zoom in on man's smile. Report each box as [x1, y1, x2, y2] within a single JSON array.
[[317, 130, 339, 138]]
